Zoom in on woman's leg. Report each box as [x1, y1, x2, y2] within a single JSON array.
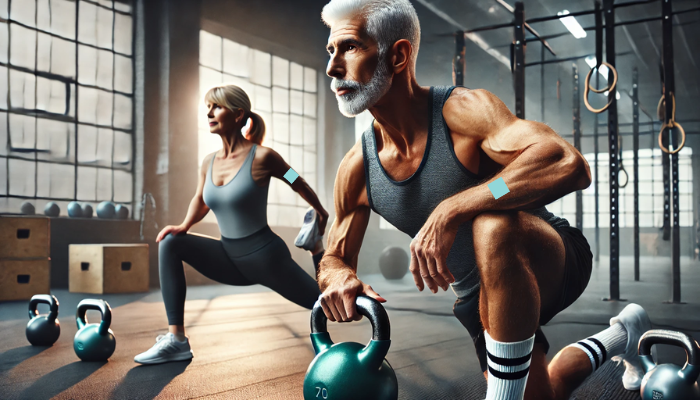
[[158, 232, 254, 335], [227, 234, 322, 310]]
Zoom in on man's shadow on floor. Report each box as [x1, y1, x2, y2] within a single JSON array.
[[109, 360, 191, 399]]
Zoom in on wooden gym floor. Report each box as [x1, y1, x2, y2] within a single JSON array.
[[1, 255, 699, 400]]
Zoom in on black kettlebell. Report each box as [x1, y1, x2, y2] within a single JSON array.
[[639, 329, 700, 400], [74, 299, 116, 361], [303, 295, 398, 400], [26, 294, 60, 346]]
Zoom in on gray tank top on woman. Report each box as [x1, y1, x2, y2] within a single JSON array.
[[361, 86, 570, 299], [203, 144, 270, 239]]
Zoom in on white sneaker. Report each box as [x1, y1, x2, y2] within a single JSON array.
[[134, 333, 194, 365], [609, 303, 652, 391], [295, 207, 322, 251]]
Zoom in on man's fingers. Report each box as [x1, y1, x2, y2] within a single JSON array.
[[415, 245, 437, 293], [426, 256, 449, 291], [326, 296, 344, 322], [364, 285, 386, 303], [342, 294, 358, 321], [436, 257, 455, 285], [409, 248, 425, 291], [320, 297, 336, 322]]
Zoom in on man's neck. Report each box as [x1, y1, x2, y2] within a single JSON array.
[[369, 76, 431, 154]]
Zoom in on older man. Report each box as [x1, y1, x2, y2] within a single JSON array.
[[316, 1, 651, 399]]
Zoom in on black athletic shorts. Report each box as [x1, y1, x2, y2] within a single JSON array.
[[453, 225, 593, 372]]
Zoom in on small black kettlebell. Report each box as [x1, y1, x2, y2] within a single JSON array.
[[26, 294, 61, 346], [639, 329, 700, 400], [74, 299, 116, 362]]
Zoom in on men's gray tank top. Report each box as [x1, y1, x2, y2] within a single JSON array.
[[362, 86, 570, 299], [203, 144, 269, 239]]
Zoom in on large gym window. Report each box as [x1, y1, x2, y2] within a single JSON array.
[[0, 0, 135, 216], [546, 147, 693, 228], [198, 30, 319, 228]]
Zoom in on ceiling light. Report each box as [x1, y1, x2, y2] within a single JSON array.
[[558, 10, 587, 39]]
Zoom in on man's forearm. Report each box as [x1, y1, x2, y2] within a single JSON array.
[[447, 144, 589, 225], [317, 254, 357, 291]]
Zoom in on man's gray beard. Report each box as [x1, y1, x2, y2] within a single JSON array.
[[332, 53, 393, 118]]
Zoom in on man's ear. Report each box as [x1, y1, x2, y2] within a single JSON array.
[[390, 39, 412, 74]]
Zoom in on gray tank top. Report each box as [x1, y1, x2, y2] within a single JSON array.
[[203, 144, 269, 239], [362, 86, 570, 298]]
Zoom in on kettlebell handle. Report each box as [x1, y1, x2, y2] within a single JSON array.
[[28, 294, 59, 323], [311, 295, 390, 340], [639, 329, 700, 366], [76, 299, 112, 336]]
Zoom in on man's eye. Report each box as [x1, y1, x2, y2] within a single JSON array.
[[348, 45, 356, 51]]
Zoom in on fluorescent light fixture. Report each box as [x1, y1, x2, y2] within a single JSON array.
[[558, 10, 587, 39], [584, 56, 609, 81]]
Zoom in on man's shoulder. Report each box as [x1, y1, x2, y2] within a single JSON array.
[[340, 140, 366, 178], [445, 87, 499, 110], [443, 88, 512, 137], [333, 140, 369, 208]]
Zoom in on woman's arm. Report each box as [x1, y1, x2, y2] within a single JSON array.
[[261, 147, 329, 233]]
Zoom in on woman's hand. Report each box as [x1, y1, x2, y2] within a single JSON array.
[[156, 225, 189, 242]]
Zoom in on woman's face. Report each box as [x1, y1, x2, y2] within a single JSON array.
[[206, 101, 243, 135]]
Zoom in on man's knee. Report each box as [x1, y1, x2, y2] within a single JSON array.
[[472, 211, 521, 249]]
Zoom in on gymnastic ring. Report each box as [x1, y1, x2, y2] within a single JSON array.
[[584, 63, 619, 114], [657, 92, 677, 123], [658, 121, 686, 155], [618, 166, 629, 188], [657, 96, 665, 121], [586, 62, 618, 94]]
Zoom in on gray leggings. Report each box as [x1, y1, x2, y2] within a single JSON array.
[[159, 225, 322, 325]]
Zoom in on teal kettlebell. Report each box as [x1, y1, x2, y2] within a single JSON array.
[[74, 299, 116, 361], [26, 294, 60, 346], [303, 295, 398, 400], [639, 329, 700, 400]]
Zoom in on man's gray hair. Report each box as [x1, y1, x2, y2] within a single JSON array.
[[322, 0, 421, 66]]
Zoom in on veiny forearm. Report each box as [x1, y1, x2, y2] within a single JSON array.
[[180, 196, 209, 229], [317, 254, 357, 291], [449, 144, 589, 224]]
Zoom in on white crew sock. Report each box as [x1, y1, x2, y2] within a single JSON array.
[[485, 330, 534, 400], [568, 322, 627, 372]]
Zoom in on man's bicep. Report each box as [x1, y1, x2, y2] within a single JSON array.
[[483, 118, 574, 166]]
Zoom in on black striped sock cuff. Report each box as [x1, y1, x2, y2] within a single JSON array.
[[486, 350, 532, 380]]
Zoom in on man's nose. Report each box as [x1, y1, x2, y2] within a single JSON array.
[[326, 55, 345, 80]]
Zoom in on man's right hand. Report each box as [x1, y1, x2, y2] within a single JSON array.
[[155, 225, 189, 243], [320, 273, 386, 322]]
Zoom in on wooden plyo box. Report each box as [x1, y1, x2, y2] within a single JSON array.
[[69, 244, 149, 294], [0, 216, 50, 259], [0, 259, 51, 301]]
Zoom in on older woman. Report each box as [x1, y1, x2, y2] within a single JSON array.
[[134, 84, 327, 364]]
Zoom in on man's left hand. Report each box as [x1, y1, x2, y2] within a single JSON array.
[[410, 201, 461, 293]]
